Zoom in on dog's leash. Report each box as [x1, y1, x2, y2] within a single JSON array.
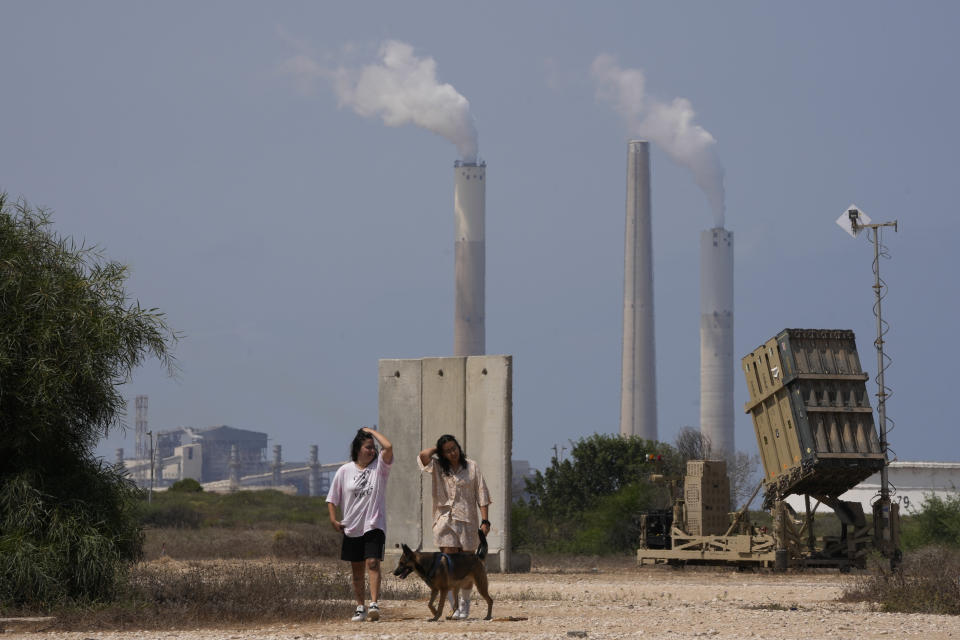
[[427, 552, 453, 580]]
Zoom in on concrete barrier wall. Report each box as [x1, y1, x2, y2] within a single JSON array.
[[420, 357, 466, 546], [379, 359, 424, 551], [465, 355, 512, 572], [381, 355, 513, 571]]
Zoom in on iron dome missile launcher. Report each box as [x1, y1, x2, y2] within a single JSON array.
[[638, 329, 900, 570]]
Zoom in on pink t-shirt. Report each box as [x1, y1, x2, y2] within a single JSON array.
[[326, 457, 391, 537]]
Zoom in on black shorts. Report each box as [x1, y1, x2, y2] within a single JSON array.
[[340, 528, 386, 562]]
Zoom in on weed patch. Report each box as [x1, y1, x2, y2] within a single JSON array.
[[5, 561, 352, 629], [842, 546, 960, 615], [143, 524, 340, 560]]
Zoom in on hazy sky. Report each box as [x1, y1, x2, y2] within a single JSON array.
[[3, 2, 957, 473]]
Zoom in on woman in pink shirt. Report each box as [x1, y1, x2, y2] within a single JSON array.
[[418, 434, 491, 619], [327, 427, 393, 622]]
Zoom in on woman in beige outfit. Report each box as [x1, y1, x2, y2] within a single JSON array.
[[418, 434, 491, 619]]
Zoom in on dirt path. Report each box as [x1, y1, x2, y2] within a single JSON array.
[[7, 563, 960, 639]]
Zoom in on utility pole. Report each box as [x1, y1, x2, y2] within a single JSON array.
[[551, 444, 566, 462]]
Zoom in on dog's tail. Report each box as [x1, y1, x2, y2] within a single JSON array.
[[476, 528, 488, 560]]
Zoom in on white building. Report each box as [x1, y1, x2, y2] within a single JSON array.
[[786, 461, 960, 514]]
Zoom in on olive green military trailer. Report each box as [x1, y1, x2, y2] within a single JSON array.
[[638, 329, 899, 570]]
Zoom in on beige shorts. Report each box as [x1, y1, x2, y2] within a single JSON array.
[[433, 514, 479, 551]]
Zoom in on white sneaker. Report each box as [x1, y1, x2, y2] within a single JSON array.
[[350, 605, 366, 622], [367, 602, 380, 621]]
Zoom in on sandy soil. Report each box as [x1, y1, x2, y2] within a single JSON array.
[[5, 560, 960, 640]]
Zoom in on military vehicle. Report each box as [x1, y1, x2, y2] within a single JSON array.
[[637, 329, 900, 570]]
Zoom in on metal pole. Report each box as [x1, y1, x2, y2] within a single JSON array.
[[148, 430, 154, 504], [866, 221, 897, 557], [839, 208, 898, 563], [872, 227, 889, 550]]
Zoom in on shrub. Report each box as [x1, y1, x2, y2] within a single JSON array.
[[567, 481, 656, 553], [140, 502, 203, 529], [0, 193, 176, 606], [169, 479, 203, 493], [900, 493, 960, 550], [0, 471, 142, 607], [842, 546, 960, 614]]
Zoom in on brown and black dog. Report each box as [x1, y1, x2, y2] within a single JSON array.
[[393, 530, 493, 621]]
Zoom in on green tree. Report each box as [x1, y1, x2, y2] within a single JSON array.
[[0, 193, 177, 606], [516, 433, 678, 553], [525, 433, 677, 518]]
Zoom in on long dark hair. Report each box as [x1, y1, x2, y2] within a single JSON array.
[[436, 434, 467, 475], [350, 428, 377, 463]]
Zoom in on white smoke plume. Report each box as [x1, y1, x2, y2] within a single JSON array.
[[591, 54, 725, 227], [284, 40, 478, 163]]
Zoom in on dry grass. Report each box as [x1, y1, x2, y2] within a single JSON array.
[[526, 553, 634, 574], [41, 560, 347, 630], [142, 524, 340, 560], [842, 547, 960, 615], [34, 558, 428, 631], [9, 523, 426, 631]]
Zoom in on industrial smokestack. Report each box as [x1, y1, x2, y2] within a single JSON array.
[[271, 445, 282, 487], [700, 227, 734, 456], [620, 141, 657, 441], [308, 445, 320, 497], [290, 40, 485, 355], [454, 160, 486, 356]]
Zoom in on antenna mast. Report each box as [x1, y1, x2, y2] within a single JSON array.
[[838, 206, 899, 563]]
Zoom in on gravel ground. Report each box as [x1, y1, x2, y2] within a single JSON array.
[[5, 561, 960, 640]]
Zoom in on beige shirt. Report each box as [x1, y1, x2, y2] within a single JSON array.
[[418, 456, 491, 526]]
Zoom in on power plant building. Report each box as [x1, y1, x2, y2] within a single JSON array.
[[156, 425, 268, 482]]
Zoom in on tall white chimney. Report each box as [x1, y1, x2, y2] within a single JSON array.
[[700, 227, 734, 455], [620, 141, 658, 440], [454, 161, 486, 356]]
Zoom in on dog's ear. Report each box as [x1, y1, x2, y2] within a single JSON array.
[[401, 543, 412, 554]]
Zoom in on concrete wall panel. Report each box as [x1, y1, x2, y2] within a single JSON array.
[[379, 359, 423, 550], [466, 355, 512, 570], [381, 355, 513, 569], [420, 357, 466, 548]]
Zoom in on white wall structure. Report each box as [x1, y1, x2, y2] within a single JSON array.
[[620, 140, 658, 441], [454, 162, 486, 356], [700, 227, 734, 455], [175, 443, 203, 481], [786, 461, 960, 514], [380, 355, 516, 571]]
